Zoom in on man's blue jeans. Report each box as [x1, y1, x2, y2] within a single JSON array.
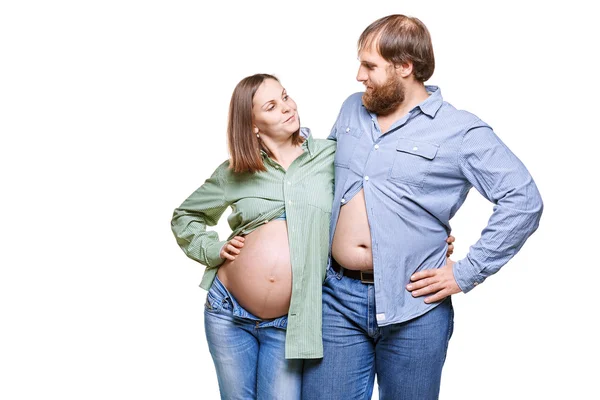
[[302, 266, 454, 400], [204, 276, 302, 400]]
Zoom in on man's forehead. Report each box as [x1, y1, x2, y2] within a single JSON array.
[[358, 47, 384, 64]]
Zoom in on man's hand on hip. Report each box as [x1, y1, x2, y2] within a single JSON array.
[[406, 259, 462, 303]]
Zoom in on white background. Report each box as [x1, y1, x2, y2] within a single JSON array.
[[1, 1, 598, 399]]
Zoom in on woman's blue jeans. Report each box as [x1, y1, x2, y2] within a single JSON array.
[[204, 276, 302, 400], [302, 266, 454, 400]]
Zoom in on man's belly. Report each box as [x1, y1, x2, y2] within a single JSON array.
[[217, 220, 292, 319], [331, 189, 373, 270]]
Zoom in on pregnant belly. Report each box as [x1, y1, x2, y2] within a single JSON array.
[[217, 220, 292, 319]]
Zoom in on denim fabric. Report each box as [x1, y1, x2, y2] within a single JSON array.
[[204, 276, 302, 400], [302, 267, 454, 400]]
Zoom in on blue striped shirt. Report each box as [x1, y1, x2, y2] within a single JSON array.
[[329, 86, 543, 325]]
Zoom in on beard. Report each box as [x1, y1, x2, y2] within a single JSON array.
[[362, 72, 405, 116]]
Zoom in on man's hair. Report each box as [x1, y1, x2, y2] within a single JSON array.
[[227, 73, 302, 173], [358, 14, 435, 82]]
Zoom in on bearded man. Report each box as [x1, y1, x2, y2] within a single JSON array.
[[302, 14, 543, 400]]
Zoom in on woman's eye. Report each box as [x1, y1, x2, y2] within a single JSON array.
[[283, 95, 289, 101]]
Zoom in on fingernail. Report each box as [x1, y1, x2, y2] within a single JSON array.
[[406, 284, 412, 290]]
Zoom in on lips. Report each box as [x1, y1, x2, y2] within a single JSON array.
[[284, 113, 296, 124]]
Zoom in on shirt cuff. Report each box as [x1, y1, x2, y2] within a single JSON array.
[[205, 240, 227, 268], [453, 258, 486, 294]]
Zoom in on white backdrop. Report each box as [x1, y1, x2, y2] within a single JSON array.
[[1, 1, 598, 399]]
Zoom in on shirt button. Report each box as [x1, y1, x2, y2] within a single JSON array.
[[264, 220, 269, 224], [364, 176, 369, 181], [341, 198, 346, 203], [374, 145, 379, 150], [287, 181, 291, 185], [412, 146, 418, 151], [474, 282, 479, 286], [346, 127, 350, 133], [288, 200, 293, 205]]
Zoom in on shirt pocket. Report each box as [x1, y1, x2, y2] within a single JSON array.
[[388, 138, 439, 188], [333, 126, 360, 168]]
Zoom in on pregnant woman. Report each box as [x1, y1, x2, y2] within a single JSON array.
[[171, 73, 455, 399], [171, 73, 335, 399]]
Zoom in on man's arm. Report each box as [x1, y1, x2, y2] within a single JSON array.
[[453, 124, 543, 293], [407, 123, 543, 301]]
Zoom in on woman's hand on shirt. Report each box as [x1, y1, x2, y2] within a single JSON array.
[[220, 236, 245, 261], [446, 235, 455, 257]]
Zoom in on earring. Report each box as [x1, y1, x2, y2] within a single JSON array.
[[256, 133, 260, 138]]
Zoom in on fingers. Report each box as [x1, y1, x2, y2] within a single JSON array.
[[408, 261, 459, 303], [410, 269, 435, 282], [220, 236, 245, 261], [412, 283, 444, 297], [407, 278, 448, 302], [446, 235, 455, 257], [221, 250, 236, 261], [406, 276, 436, 291], [424, 291, 449, 304], [226, 243, 241, 255], [407, 270, 439, 297], [229, 237, 245, 249], [407, 279, 443, 297], [406, 268, 447, 301]]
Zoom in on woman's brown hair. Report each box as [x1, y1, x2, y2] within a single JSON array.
[[227, 74, 302, 173], [358, 14, 435, 82]]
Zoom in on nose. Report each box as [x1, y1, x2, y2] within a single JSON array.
[[356, 66, 367, 82], [281, 102, 292, 113]]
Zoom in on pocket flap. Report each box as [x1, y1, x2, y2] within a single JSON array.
[[395, 138, 438, 160]]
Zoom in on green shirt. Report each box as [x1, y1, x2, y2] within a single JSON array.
[[171, 131, 335, 359]]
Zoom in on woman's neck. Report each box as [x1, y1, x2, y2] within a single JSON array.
[[261, 138, 304, 170]]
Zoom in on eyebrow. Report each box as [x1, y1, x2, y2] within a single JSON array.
[[360, 60, 377, 68]]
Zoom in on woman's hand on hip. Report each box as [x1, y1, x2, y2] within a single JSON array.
[[220, 236, 245, 261]]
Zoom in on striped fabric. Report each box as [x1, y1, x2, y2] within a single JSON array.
[[329, 86, 543, 326], [171, 129, 335, 359]]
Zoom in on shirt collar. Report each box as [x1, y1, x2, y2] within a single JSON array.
[[299, 127, 314, 157], [417, 85, 443, 118]]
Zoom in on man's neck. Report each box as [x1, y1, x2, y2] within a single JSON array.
[[378, 83, 429, 134]]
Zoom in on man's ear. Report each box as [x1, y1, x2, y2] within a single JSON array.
[[395, 61, 413, 78]]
